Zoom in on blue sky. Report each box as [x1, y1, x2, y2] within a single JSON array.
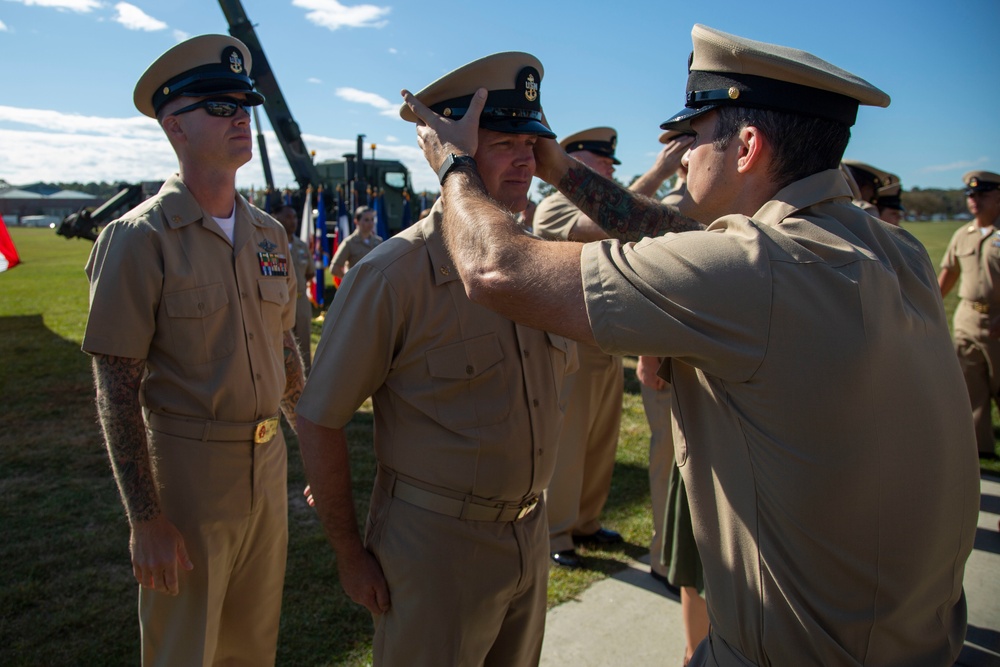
[[1, 0, 997, 196]]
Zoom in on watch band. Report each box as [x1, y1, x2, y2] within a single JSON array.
[[437, 153, 477, 185]]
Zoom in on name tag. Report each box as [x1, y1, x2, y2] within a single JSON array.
[[258, 252, 288, 276]]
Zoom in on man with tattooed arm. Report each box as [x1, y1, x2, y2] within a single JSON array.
[[82, 35, 304, 666], [403, 24, 978, 667]]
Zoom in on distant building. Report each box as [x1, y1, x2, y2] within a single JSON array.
[[0, 183, 98, 224]]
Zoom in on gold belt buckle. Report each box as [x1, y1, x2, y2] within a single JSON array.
[[516, 497, 538, 520], [254, 417, 279, 444], [973, 301, 990, 314]]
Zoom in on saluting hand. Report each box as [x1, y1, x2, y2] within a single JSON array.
[[129, 514, 193, 596]]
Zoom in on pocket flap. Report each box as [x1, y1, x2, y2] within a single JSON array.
[[258, 278, 289, 305], [163, 283, 228, 319], [425, 334, 504, 380]]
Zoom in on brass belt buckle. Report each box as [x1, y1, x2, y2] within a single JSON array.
[[254, 417, 279, 444], [974, 302, 990, 314], [516, 497, 538, 520]]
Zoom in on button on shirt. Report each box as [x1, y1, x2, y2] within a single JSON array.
[[298, 201, 576, 502], [580, 169, 978, 664], [82, 175, 296, 423]]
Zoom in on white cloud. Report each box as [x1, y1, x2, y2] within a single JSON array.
[[0, 20, 9, 31], [0, 105, 161, 138], [335, 87, 398, 117], [307, 77, 323, 85], [388, 47, 397, 54], [292, 0, 390, 31], [9, 0, 102, 12], [113, 2, 166, 31], [172, 28, 188, 42], [0, 106, 438, 194], [384, 135, 398, 143], [921, 157, 989, 174]]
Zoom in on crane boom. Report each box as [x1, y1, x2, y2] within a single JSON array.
[[217, 0, 321, 190]]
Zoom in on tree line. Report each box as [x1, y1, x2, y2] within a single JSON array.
[[24, 180, 972, 220]]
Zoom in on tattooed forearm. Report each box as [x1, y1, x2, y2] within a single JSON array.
[[281, 330, 305, 431], [559, 165, 704, 242], [92, 355, 160, 524]]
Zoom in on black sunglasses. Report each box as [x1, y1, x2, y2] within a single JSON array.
[[170, 98, 253, 118]]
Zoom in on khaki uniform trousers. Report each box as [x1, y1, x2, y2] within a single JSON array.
[[545, 346, 623, 553], [954, 301, 1000, 455], [367, 479, 549, 667], [640, 381, 674, 577], [140, 425, 288, 667], [294, 294, 313, 375]]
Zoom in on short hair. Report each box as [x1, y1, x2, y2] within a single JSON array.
[[354, 206, 372, 220], [712, 106, 851, 190], [272, 204, 295, 217]]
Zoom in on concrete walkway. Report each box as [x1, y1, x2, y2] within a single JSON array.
[[541, 475, 1000, 666]]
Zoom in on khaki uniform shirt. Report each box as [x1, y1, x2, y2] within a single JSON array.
[[331, 229, 383, 274], [533, 192, 581, 240], [83, 175, 296, 422], [581, 169, 979, 665], [298, 201, 576, 501], [942, 223, 1000, 317]]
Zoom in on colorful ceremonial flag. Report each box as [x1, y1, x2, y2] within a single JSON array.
[[311, 187, 327, 307], [336, 186, 350, 246], [374, 189, 389, 240], [0, 214, 21, 272], [299, 186, 313, 247], [401, 191, 412, 229]]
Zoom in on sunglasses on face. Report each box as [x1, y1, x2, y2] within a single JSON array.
[[170, 98, 253, 118]]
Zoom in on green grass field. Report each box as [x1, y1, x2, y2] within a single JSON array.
[[0, 219, 992, 665]]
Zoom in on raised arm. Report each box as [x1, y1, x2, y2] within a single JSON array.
[[92, 354, 192, 595], [550, 158, 703, 243], [629, 137, 691, 197]]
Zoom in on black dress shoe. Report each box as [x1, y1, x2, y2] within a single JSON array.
[[650, 570, 681, 596], [572, 527, 624, 546], [550, 549, 583, 569]]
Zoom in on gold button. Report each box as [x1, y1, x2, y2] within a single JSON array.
[[443, 108, 452, 117], [439, 266, 450, 276], [728, 87, 740, 99], [466, 365, 474, 375]]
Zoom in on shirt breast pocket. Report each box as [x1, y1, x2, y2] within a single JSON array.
[[258, 278, 290, 337], [425, 333, 509, 431], [163, 283, 234, 365]]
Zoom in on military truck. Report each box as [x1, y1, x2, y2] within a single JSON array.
[[218, 0, 418, 236]]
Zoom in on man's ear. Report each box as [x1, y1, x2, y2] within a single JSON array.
[[161, 114, 184, 141], [736, 126, 765, 174]]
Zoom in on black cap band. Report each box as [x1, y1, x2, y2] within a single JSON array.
[[431, 84, 554, 138], [152, 63, 262, 114], [565, 140, 615, 158], [685, 70, 860, 126]]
